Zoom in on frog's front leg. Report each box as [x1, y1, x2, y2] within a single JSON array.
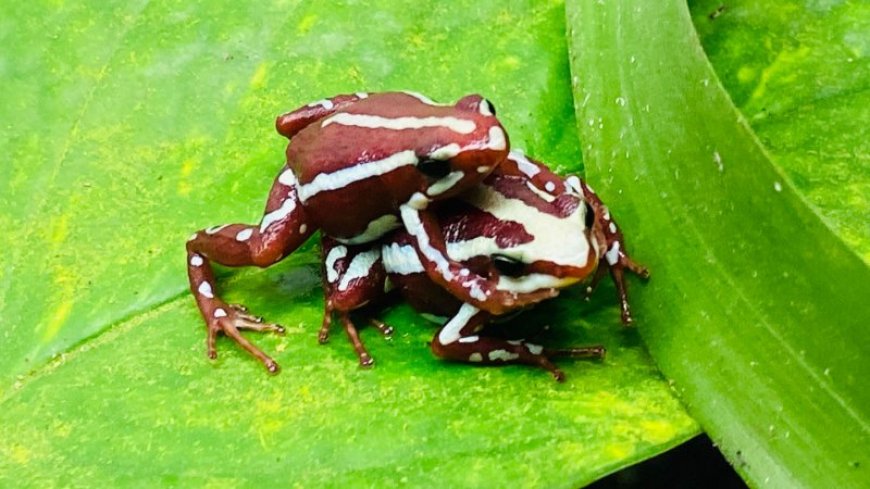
[[275, 92, 369, 139], [319, 237, 393, 366], [430, 304, 606, 381], [576, 179, 650, 325], [399, 194, 558, 315], [186, 164, 315, 373]]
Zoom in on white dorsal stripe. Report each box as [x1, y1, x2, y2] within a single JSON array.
[[322, 113, 476, 134], [298, 150, 418, 202]]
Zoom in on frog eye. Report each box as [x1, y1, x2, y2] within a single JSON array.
[[584, 202, 596, 228], [418, 158, 451, 179], [493, 254, 525, 277], [480, 98, 497, 117]]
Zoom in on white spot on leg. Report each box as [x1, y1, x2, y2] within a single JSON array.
[[609, 222, 617, 234], [458, 335, 480, 343], [477, 166, 490, 173], [544, 181, 556, 192], [198, 282, 214, 299], [307, 99, 335, 110], [566, 176, 582, 195], [213, 308, 227, 318], [235, 228, 254, 242], [324, 246, 348, 283], [188, 233, 198, 242], [488, 349, 520, 362], [355, 92, 368, 99], [190, 254, 204, 267], [605, 241, 622, 266], [469, 353, 483, 362], [526, 343, 544, 355], [299, 224, 308, 234]]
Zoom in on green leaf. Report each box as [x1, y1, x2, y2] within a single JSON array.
[[689, 0, 870, 262], [566, 0, 869, 488], [0, 0, 696, 486]]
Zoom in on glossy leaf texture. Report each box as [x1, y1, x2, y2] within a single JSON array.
[[567, 1, 868, 488], [0, 0, 697, 486]]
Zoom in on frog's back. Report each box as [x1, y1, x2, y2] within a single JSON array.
[[285, 91, 497, 241]]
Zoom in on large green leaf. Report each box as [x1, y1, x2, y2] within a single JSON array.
[[567, 0, 868, 488], [0, 0, 696, 486], [690, 0, 870, 262]]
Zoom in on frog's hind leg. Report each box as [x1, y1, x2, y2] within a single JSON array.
[[430, 303, 605, 382], [186, 164, 315, 373], [318, 237, 393, 367]]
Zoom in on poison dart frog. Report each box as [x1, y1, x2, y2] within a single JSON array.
[[186, 92, 556, 372], [321, 151, 649, 380]]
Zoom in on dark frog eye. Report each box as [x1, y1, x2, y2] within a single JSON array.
[[493, 254, 525, 277], [584, 202, 595, 228], [480, 98, 496, 116], [417, 158, 451, 179]]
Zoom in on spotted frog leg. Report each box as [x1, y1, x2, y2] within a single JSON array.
[[186, 162, 316, 372], [498, 151, 650, 324], [429, 303, 605, 382], [318, 236, 395, 366]]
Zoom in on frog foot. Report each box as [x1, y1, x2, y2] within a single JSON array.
[[319, 304, 394, 368], [206, 304, 286, 374]]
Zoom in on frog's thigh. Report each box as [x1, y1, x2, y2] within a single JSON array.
[[187, 164, 314, 269]]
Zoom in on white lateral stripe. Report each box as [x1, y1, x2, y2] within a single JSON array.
[[427, 171, 464, 197], [497, 274, 574, 293], [400, 201, 454, 281], [338, 249, 382, 291], [260, 198, 297, 233], [322, 113, 476, 134], [382, 243, 425, 275], [336, 214, 400, 245], [438, 303, 480, 345], [298, 150, 418, 202]]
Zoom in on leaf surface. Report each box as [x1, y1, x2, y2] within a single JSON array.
[[0, 1, 696, 486], [566, 1, 869, 487]]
